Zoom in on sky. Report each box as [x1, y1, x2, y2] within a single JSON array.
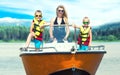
[[0, 0, 120, 26]]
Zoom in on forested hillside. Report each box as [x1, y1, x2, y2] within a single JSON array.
[[0, 22, 120, 42], [92, 22, 120, 41], [0, 26, 29, 42]]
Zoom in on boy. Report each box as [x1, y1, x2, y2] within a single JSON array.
[[21, 10, 49, 51], [73, 17, 92, 50]]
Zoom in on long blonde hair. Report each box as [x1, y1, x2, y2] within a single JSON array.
[[56, 5, 68, 19]]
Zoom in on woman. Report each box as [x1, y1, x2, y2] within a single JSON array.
[[49, 5, 70, 43], [21, 10, 49, 51]]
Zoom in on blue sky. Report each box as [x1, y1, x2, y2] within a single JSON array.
[[0, 0, 120, 26]]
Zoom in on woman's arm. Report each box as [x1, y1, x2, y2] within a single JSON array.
[[49, 18, 55, 39], [65, 24, 70, 39], [64, 17, 70, 39]]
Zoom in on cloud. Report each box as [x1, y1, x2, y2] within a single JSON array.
[[0, 10, 33, 19], [0, 17, 29, 23], [0, 0, 120, 26]]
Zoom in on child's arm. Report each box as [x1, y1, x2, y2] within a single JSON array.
[[40, 22, 50, 28], [30, 21, 34, 33], [44, 22, 50, 26], [29, 21, 35, 37], [72, 24, 80, 28], [89, 29, 92, 46]]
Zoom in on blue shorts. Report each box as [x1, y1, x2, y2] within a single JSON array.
[[77, 44, 88, 51], [33, 39, 43, 48]]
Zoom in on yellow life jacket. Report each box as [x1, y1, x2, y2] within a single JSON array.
[[33, 18, 45, 38], [80, 26, 90, 43]]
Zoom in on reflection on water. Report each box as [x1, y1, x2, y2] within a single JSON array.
[[0, 42, 120, 75]]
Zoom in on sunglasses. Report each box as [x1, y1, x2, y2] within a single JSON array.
[[35, 15, 42, 17], [58, 10, 64, 13], [83, 22, 89, 24]]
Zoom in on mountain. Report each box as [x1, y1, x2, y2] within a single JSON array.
[[95, 22, 120, 29], [0, 17, 31, 26]]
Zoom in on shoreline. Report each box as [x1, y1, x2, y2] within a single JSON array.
[[0, 42, 120, 58], [0, 40, 120, 43]]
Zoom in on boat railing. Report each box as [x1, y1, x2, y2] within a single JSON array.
[[88, 45, 105, 50], [20, 24, 106, 53], [20, 45, 105, 53]]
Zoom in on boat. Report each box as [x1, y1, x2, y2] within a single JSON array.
[[20, 25, 106, 75], [20, 45, 106, 75]]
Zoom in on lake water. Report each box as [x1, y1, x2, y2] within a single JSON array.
[[0, 42, 120, 75]]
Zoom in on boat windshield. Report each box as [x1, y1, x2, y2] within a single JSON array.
[[42, 24, 78, 51]]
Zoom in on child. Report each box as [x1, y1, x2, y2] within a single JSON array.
[[73, 17, 92, 50], [21, 10, 49, 51]]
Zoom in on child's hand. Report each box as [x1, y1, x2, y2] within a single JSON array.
[[40, 22, 50, 28], [72, 23, 76, 28], [44, 22, 50, 26]]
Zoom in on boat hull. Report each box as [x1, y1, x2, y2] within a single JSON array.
[[50, 68, 90, 75], [20, 51, 106, 75]]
